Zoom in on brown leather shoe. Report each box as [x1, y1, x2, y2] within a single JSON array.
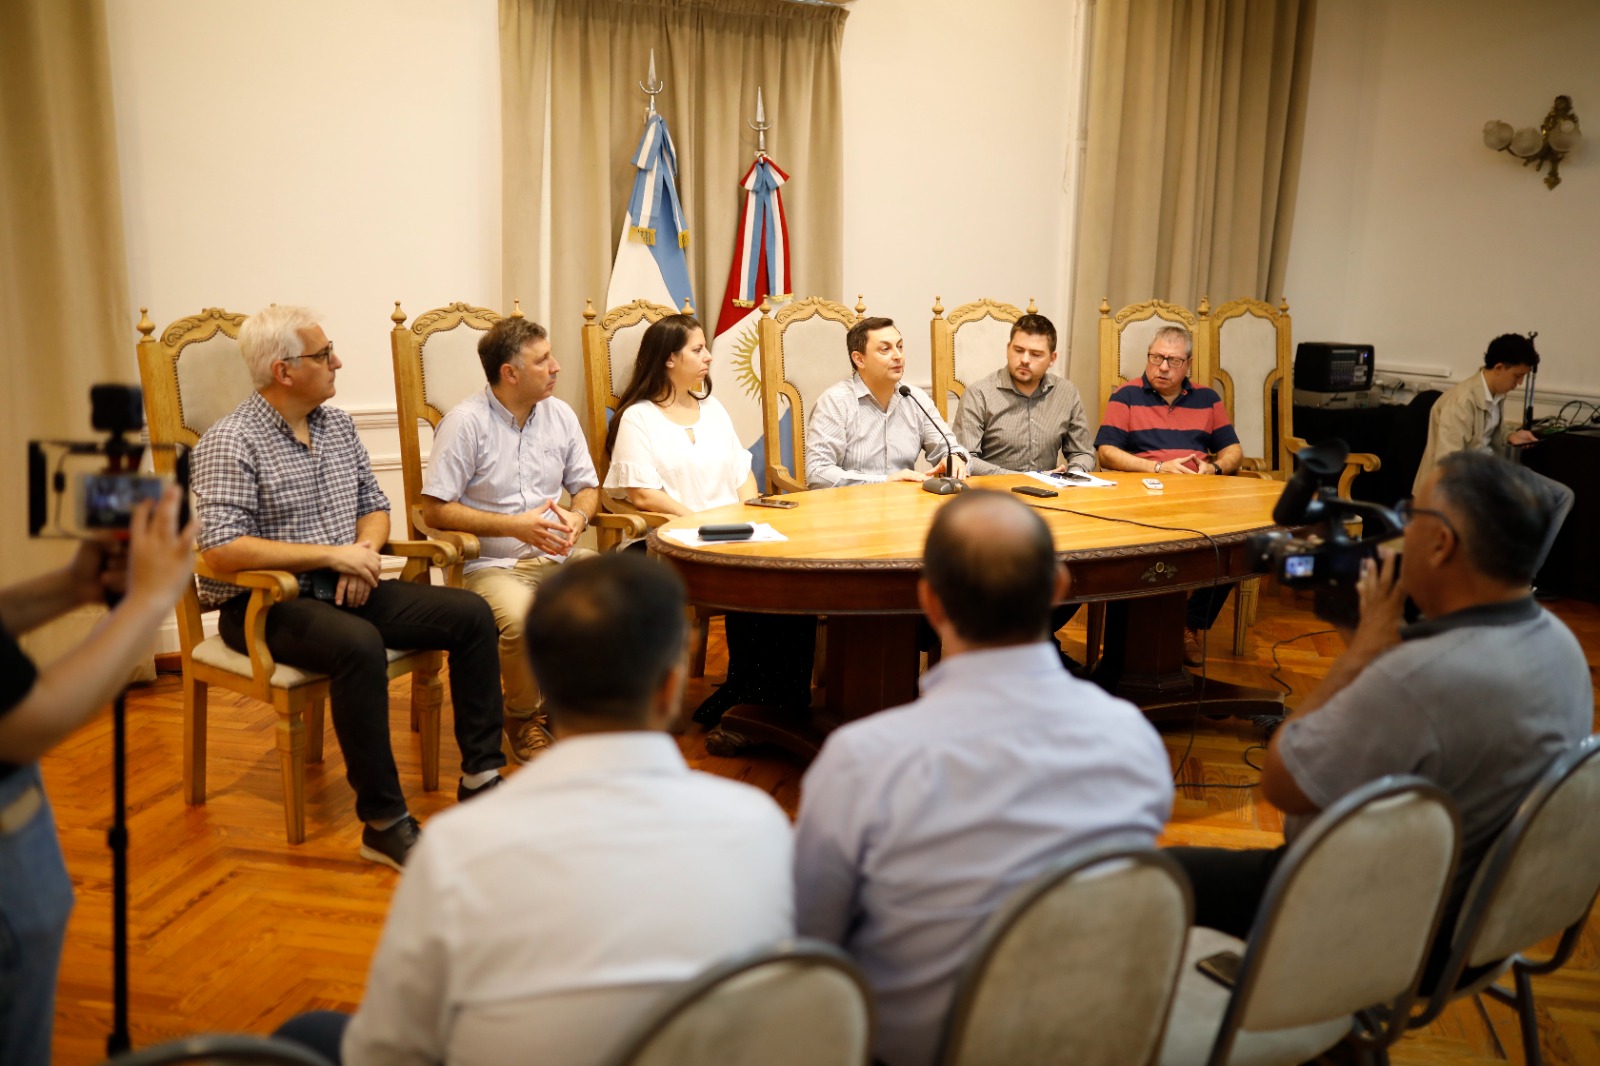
[[1183, 628, 1205, 668], [503, 713, 552, 764]]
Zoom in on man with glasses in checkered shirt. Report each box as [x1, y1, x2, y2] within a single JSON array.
[[191, 305, 506, 870]]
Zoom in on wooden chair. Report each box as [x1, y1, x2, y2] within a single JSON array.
[[757, 295, 863, 493], [1097, 297, 1211, 413], [928, 296, 1032, 422], [390, 299, 642, 569], [136, 307, 453, 845], [578, 296, 680, 548], [603, 940, 874, 1066], [1087, 298, 1211, 669], [579, 296, 704, 672], [938, 844, 1191, 1066], [1207, 298, 1380, 652]]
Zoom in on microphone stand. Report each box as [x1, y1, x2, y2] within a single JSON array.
[[102, 435, 135, 1056], [897, 385, 967, 495]]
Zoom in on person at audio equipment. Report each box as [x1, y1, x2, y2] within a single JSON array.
[[805, 317, 969, 488], [1413, 334, 1571, 574], [419, 316, 599, 764], [951, 312, 1094, 476], [794, 490, 1172, 1066], [0, 487, 196, 1066], [1094, 325, 1243, 665], [1169, 452, 1589, 980], [1413, 333, 1541, 492], [191, 305, 506, 872]]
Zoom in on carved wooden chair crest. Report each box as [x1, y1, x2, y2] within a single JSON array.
[[757, 295, 864, 494], [928, 296, 1033, 421]]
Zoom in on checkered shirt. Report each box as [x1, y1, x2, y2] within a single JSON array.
[[191, 391, 389, 607]]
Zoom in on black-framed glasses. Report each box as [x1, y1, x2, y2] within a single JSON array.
[[1396, 496, 1458, 537], [292, 343, 335, 365], [1146, 352, 1190, 368]]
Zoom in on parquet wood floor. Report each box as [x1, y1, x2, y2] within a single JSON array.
[[41, 588, 1600, 1064]]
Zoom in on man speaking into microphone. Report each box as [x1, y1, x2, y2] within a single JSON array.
[[806, 317, 969, 489]]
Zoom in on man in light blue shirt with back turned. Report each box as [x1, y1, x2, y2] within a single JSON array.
[[793, 490, 1174, 1066]]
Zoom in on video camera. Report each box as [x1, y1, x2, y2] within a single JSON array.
[[28, 384, 189, 539], [1247, 440, 1403, 627]]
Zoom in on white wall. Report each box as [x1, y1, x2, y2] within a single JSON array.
[[107, 0, 502, 481], [840, 0, 1089, 384], [1285, 0, 1600, 402]]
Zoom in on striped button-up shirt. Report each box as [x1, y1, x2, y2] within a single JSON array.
[[422, 387, 598, 573], [192, 391, 389, 608], [952, 369, 1095, 475], [804, 375, 966, 488]]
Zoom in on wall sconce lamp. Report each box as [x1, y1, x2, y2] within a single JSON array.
[[1484, 95, 1581, 189]]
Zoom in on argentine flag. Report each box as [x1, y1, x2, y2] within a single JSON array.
[[606, 111, 694, 312]]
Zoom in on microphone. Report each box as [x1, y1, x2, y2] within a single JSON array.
[[897, 384, 967, 495]]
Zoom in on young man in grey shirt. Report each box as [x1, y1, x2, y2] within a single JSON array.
[[1170, 451, 1591, 978], [951, 312, 1094, 476]]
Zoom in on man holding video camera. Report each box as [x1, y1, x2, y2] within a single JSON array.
[[1, 487, 195, 1066], [191, 305, 506, 871], [1170, 452, 1590, 973]]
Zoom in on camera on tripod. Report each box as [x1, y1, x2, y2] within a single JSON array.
[[28, 384, 189, 539], [1247, 440, 1403, 627]]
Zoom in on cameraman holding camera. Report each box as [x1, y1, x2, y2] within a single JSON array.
[[1170, 452, 1590, 979], [0, 486, 195, 1066]]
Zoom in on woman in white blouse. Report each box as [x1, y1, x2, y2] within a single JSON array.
[[603, 314, 814, 725], [603, 315, 757, 515]]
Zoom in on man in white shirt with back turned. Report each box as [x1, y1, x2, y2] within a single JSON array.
[[793, 490, 1174, 1066], [277, 552, 794, 1066]]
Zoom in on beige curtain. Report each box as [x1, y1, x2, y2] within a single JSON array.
[[1069, 0, 1315, 403], [500, 0, 847, 412], [0, 0, 132, 579]]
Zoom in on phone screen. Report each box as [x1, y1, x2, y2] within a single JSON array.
[[1196, 950, 1242, 987]]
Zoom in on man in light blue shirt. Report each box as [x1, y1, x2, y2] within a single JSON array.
[[793, 490, 1174, 1066], [805, 316, 968, 488], [421, 317, 600, 762]]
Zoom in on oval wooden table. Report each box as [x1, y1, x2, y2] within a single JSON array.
[[650, 472, 1291, 757]]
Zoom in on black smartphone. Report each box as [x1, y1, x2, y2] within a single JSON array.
[[1195, 950, 1242, 988], [745, 496, 798, 509], [309, 569, 340, 603], [1011, 485, 1059, 499], [698, 523, 755, 541]]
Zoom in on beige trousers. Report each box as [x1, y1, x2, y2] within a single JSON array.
[[464, 550, 597, 719]]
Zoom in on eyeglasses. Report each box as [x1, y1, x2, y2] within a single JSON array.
[[1396, 496, 1459, 537], [1146, 352, 1190, 368], [291, 343, 335, 365]]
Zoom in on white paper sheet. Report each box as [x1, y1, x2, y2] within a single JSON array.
[[660, 522, 789, 547]]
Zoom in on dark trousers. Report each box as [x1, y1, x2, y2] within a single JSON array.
[[1186, 584, 1232, 632], [723, 611, 818, 706], [219, 579, 505, 824], [275, 1010, 350, 1064]]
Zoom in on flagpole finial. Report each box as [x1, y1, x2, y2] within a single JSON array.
[[749, 85, 771, 156], [640, 49, 664, 116]]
